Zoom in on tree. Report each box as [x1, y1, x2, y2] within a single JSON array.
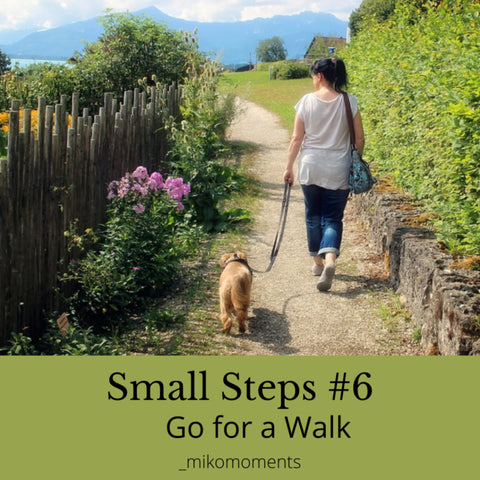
[[256, 36, 287, 63], [0, 49, 11, 75], [349, 0, 396, 36], [72, 11, 198, 109], [4, 62, 76, 109]]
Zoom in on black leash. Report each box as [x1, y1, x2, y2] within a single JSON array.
[[254, 181, 291, 273]]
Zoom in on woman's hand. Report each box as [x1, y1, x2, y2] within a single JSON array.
[[283, 167, 294, 185]]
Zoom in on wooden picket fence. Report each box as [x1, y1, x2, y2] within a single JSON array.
[[0, 84, 182, 346]]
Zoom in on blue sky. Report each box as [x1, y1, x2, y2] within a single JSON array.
[[1, 0, 362, 32]]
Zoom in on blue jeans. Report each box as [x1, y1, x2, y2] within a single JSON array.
[[301, 185, 349, 258]]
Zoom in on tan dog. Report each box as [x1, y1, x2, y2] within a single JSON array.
[[218, 252, 253, 334]]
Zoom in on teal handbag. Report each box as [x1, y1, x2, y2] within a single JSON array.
[[343, 93, 375, 194], [349, 149, 375, 194]]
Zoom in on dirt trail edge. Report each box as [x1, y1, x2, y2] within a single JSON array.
[[218, 99, 421, 356]]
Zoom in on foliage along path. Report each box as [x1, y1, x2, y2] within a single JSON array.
[[218, 100, 421, 356]]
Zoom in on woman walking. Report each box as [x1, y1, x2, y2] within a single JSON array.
[[283, 58, 365, 291]]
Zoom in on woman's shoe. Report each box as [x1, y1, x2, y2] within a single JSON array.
[[316, 263, 335, 291], [311, 263, 324, 276]]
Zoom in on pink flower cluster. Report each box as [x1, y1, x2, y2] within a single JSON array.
[[107, 166, 190, 213], [164, 177, 191, 211]]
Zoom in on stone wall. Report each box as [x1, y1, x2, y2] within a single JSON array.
[[351, 190, 480, 355]]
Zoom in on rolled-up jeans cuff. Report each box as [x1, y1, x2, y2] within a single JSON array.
[[318, 247, 340, 258]]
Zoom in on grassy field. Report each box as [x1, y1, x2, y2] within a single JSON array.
[[219, 68, 313, 132]]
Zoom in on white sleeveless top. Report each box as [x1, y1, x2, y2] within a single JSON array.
[[295, 92, 358, 190]]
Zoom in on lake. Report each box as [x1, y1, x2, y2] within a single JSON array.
[[10, 58, 66, 68]]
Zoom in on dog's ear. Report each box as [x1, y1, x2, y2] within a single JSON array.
[[236, 252, 247, 260], [219, 253, 232, 268]]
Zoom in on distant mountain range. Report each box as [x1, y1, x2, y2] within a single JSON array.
[[0, 6, 348, 66]]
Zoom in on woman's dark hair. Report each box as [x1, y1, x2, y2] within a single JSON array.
[[311, 58, 348, 92]]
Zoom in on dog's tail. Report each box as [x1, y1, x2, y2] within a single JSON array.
[[231, 277, 251, 311]]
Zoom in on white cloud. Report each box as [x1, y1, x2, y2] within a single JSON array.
[[166, 0, 361, 22], [1, 1, 93, 30], [0, 0, 362, 33], [171, 1, 246, 23]]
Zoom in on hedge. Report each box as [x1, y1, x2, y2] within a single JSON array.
[[343, 0, 480, 254]]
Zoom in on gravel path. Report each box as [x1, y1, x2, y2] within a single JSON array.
[[219, 99, 421, 356]]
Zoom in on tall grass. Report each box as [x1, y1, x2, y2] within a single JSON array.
[[220, 68, 312, 132]]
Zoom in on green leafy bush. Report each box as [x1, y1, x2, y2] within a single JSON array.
[[343, 0, 480, 253], [2, 62, 75, 109], [2, 319, 119, 355], [65, 166, 194, 321], [1, 331, 39, 355], [167, 54, 240, 231], [271, 61, 310, 80], [38, 318, 117, 355], [72, 12, 197, 111], [349, 0, 396, 37]]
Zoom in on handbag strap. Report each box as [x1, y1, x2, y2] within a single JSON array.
[[342, 92, 356, 150]]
